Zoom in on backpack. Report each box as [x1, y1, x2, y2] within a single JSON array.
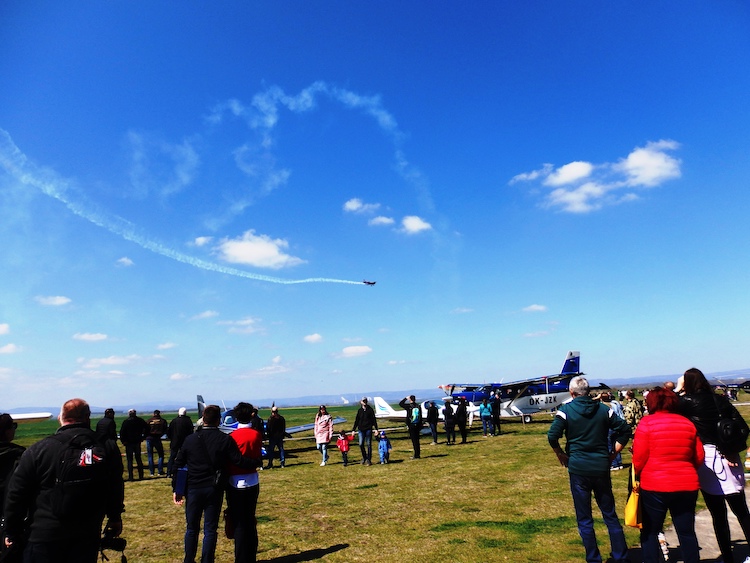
[[712, 394, 750, 455], [410, 406, 421, 426], [49, 431, 108, 522]]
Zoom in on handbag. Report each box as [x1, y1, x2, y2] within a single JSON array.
[[711, 393, 749, 455], [624, 465, 642, 529]]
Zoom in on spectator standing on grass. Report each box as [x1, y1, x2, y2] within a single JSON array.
[[167, 407, 194, 478], [336, 431, 355, 466], [225, 402, 263, 563], [548, 376, 632, 563], [0, 414, 25, 522], [95, 408, 117, 442], [622, 389, 644, 430], [455, 398, 469, 444], [678, 367, 750, 563], [596, 392, 624, 471], [491, 390, 502, 436], [443, 401, 456, 445], [173, 404, 255, 563], [399, 395, 423, 459], [314, 406, 334, 467], [265, 406, 288, 469], [146, 409, 168, 477], [352, 397, 378, 466], [426, 401, 440, 445], [632, 386, 703, 563], [377, 431, 392, 464], [4, 398, 124, 563], [120, 408, 148, 481], [249, 409, 264, 434], [479, 398, 493, 437]]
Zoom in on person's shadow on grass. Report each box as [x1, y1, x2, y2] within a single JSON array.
[[258, 543, 348, 562]]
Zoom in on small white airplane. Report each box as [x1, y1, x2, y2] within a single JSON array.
[[373, 397, 479, 426], [438, 351, 592, 423], [3, 411, 53, 424]]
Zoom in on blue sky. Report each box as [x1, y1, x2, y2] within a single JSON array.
[[2, 2, 749, 409]]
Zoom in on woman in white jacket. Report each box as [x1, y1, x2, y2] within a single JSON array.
[[314, 405, 334, 466]]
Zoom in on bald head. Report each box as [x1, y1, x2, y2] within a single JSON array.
[[59, 398, 91, 426]]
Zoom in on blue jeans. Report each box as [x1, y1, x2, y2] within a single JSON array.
[[358, 429, 373, 462], [569, 472, 629, 563], [482, 416, 492, 435], [317, 443, 329, 463], [146, 437, 164, 474], [184, 485, 224, 563], [640, 489, 699, 563], [429, 422, 438, 443], [267, 437, 285, 467]]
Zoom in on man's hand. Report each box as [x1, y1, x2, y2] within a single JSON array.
[[173, 492, 184, 506], [554, 449, 569, 467], [105, 519, 123, 537]]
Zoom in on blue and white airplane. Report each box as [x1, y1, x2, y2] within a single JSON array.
[[438, 351, 586, 423]]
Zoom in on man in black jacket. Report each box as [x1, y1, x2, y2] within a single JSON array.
[[399, 396, 423, 459], [265, 407, 288, 469], [3, 398, 124, 563], [173, 405, 256, 563], [120, 409, 148, 481], [146, 410, 168, 477], [352, 398, 378, 466], [167, 407, 193, 477], [95, 408, 117, 442]]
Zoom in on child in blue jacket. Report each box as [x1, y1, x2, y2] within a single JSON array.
[[377, 431, 392, 464]]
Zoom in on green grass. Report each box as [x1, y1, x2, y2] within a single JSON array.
[[11, 399, 750, 562]]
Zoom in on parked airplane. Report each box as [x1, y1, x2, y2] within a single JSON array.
[[3, 411, 53, 424], [372, 396, 479, 426], [438, 351, 587, 423], [197, 395, 346, 435]]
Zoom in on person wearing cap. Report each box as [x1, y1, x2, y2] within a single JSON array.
[[0, 414, 25, 526], [120, 408, 149, 481], [95, 408, 117, 442], [399, 395, 423, 459], [167, 407, 193, 478], [265, 406, 288, 469], [352, 397, 378, 466], [146, 409, 168, 477], [377, 431, 392, 464]]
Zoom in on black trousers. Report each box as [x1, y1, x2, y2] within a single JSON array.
[[407, 426, 421, 458]]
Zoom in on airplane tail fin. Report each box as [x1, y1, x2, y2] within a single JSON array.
[[373, 397, 399, 417], [561, 351, 581, 375], [197, 395, 206, 420]]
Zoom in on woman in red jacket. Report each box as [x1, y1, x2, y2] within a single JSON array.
[[632, 386, 705, 563]]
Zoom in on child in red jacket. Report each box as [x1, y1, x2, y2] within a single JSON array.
[[336, 431, 355, 466]]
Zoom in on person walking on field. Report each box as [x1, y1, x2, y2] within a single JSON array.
[[314, 406, 334, 467], [548, 376, 632, 563], [399, 395, 423, 459], [352, 397, 378, 465], [265, 406, 288, 469]]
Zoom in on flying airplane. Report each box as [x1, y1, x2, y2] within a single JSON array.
[[2, 411, 53, 424], [372, 396, 479, 427], [197, 395, 346, 435], [363, 280, 376, 286], [438, 351, 592, 423]]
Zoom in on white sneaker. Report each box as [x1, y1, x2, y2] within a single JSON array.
[[320, 461, 326, 466], [741, 557, 750, 563]]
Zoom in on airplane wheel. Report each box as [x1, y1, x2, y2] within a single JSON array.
[[523, 415, 532, 424]]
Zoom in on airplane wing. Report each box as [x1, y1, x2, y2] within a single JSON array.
[[8, 412, 53, 424]]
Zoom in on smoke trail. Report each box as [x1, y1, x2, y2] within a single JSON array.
[[0, 130, 361, 285]]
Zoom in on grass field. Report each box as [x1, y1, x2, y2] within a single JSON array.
[[12, 399, 750, 562]]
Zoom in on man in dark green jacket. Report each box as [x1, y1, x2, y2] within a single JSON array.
[[548, 376, 632, 563]]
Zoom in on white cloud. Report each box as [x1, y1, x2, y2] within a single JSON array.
[[369, 216, 395, 226], [543, 161, 594, 186], [73, 332, 108, 342], [0, 323, 9, 335], [191, 310, 219, 321], [304, 333, 323, 343], [127, 131, 199, 198], [170, 372, 191, 381], [522, 304, 548, 313], [401, 216, 432, 234], [194, 236, 213, 247], [157, 342, 176, 350], [0, 343, 20, 354], [343, 198, 380, 214], [614, 140, 681, 187], [523, 330, 551, 338], [216, 230, 306, 269], [116, 257, 134, 267], [510, 140, 681, 213], [337, 345, 373, 358], [78, 354, 142, 369], [218, 317, 264, 334], [35, 295, 72, 306]]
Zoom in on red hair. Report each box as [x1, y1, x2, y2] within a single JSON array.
[[645, 386, 678, 414]]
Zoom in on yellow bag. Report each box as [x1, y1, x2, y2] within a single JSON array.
[[624, 465, 642, 529]]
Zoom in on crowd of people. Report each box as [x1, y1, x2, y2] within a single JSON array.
[[550, 368, 750, 563], [3, 368, 750, 563]]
